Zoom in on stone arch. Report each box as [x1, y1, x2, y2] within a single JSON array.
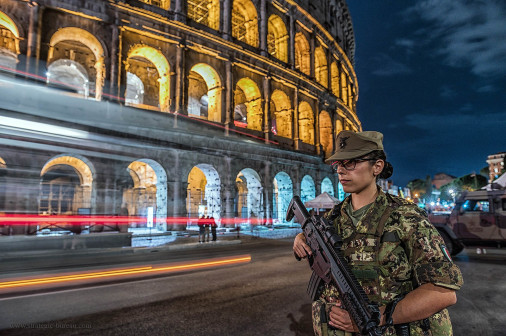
[[47, 59, 90, 96], [267, 15, 288, 62], [319, 110, 333, 158], [295, 32, 310, 75], [301, 175, 316, 205], [187, 164, 221, 225], [235, 168, 263, 224], [232, 0, 259, 47], [340, 69, 349, 106], [298, 101, 314, 145], [125, 72, 145, 105], [270, 89, 292, 138], [315, 47, 328, 88], [126, 45, 171, 112], [0, 11, 20, 69], [187, 0, 220, 30], [188, 63, 222, 123], [331, 61, 340, 97], [273, 171, 293, 224], [321, 177, 334, 196], [123, 159, 167, 231], [39, 155, 96, 217], [234, 77, 262, 131], [48, 27, 105, 100], [139, 0, 170, 10]]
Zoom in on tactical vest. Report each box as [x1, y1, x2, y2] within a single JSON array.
[[331, 195, 413, 305]]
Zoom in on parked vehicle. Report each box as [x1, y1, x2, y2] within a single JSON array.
[[428, 189, 506, 255]]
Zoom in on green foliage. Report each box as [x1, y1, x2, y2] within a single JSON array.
[[439, 174, 488, 201], [406, 178, 429, 199]]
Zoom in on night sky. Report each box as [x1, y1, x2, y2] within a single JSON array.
[[346, 0, 506, 187]]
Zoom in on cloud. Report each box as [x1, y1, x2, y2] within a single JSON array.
[[407, 0, 506, 77], [371, 53, 412, 76]]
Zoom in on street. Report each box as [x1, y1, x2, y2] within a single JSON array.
[[0, 239, 504, 336]]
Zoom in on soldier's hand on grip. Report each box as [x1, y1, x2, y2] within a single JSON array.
[[293, 232, 312, 260]]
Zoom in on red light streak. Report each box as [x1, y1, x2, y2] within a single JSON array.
[[0, 214, 277, 226]]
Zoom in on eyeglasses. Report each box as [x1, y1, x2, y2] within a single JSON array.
[[331, 159, 378, 171]]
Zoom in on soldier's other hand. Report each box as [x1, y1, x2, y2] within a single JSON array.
[[293, 233, 311, 259], [328, 300, 358, 333]]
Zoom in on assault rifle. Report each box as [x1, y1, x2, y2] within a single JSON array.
[[286, 196, 382, 336]]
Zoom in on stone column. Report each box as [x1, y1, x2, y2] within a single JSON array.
[[175, 44, 186, 115], [259, 0, 268, 56], [222, 0, 232, 40], [310, 33, 315, 79], [315, 102, 321, 155], [288, 8, 295, 69], [109, 17, 121, 101], [25, 2, 40, 74], [224, 59, 233, 134], [293, 87, 299, 150], [174, 0, 187, 23], [263, 161, 272, 225], [263, 75, 271, 143]]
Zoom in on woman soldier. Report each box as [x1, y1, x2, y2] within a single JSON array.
[[293, 131, 463, 336]]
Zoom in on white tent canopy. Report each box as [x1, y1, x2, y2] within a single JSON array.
[[304, 192, 340, 214], [483, 172, 506, 190]]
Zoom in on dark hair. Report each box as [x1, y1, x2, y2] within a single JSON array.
[[363, 150, 393, 179]]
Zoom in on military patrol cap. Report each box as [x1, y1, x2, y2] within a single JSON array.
[[325, 130, 384, 162]]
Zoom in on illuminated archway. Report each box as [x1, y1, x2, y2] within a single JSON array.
[[301, 175, 316, 205], [270, 90, 292, 138], [187, 0, 220, 30], [234, 78, 262, 131], [232, 0, 259, 47], [126, 45, 170, 112], [188, 63, 222, 122], [123, 159, 167, 231], [267, 15, 288, 62], [273, 171, 293, 224], [235, 168, 263, 224], [187, 164, 221, 225], [47, 59, 90, 96], [321, 177, 334, 196], [319, 111, 333, 157], [0, 11, 20, 69], [337, 182, 345, 201], [341, 70, 349, 106], [0, 157, 5, 169], [40, 155, 96, 217], [331, 61, 339, 97], [139, 0, 169, 10], [315, 47, 328, 88], [298, 101, 314, 145], [295, 32, 310, 75], [48, 27, 105, 100]]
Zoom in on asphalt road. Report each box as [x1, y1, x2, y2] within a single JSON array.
[[0, 239, 504, 336]]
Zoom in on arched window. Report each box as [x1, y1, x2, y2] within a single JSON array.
[[232, 0, 259, 47], [138, 0, 169, 10], [188, 63, 222, 122], [298, 101, 314, 145], [125, 45, 170, 112], [0, 11, 20, 70], [330, 61, 340, 97], [234, 78, 262, 131], [294, 32, 310, 75], [319, 111, 333, 157], [314, 47, 328, 88], [267, 15, 288, 62], [270, 90, 292, 138], [187, 0, 220, 30]]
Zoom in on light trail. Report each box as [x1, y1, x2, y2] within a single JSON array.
[[0, 214, 277, 226], [0, 255, 251, 290]]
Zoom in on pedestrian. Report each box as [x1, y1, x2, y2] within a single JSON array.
[[198, 215, 205, 243], [293, 130, 463, 335], [210, 216, 217, 241], [204, 215, 211, 242]]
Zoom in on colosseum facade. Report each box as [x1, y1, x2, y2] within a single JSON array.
[[0, 0, 360, 233]]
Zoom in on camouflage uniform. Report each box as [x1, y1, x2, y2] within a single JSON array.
[[312, 188, 463, 336]]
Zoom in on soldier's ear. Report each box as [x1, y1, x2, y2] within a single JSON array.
[[373, 160, 384, 176]]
